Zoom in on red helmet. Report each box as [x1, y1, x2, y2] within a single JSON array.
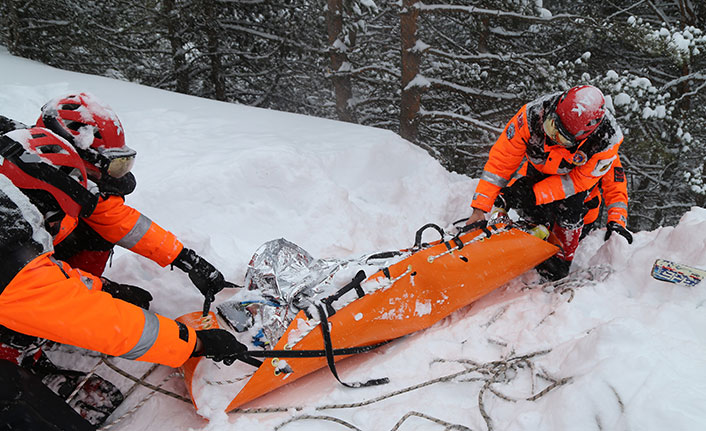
[[551, 85, 606, 144], [0, 127, 98, 218], [37, 92, 136, 179]]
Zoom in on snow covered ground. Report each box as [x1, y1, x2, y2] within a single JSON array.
[[2, 47, 706, 431]]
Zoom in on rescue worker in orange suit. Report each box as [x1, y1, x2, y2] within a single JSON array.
[[581, 157, 633, 243], [466, 85, 624, 280], [1, 94, 240, 406], [33, 92, 237, 304], [0, 127, 247, 430]]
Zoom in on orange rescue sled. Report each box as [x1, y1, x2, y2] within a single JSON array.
[[178, 222, 558, 412]]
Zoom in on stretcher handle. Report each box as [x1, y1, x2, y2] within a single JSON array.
[[413, 223, 446, 249], [320, 270, 367, 316], [454, 219, 488, 235]]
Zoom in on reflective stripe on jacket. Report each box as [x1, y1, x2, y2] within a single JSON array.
[[82, 196, 183, 267], [584, 157, 629, 227], [0, 252, 196, 368], [472, 93, 624, 212]]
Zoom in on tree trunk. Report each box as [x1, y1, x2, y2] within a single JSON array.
[[163, 0, 189, 94], [326, 0, 357, 123], [399, 0, 421, 143], [203, 0, 226, 101], [676, 0, 695, 111], [7, 0, 21, 55], [477, 16, 490, 53]]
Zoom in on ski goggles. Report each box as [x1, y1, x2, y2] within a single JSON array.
[[99, 146, 136, 178], [543, 113, 575, 148]]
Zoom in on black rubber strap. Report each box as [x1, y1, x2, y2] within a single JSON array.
[[0, 135, 25, 159], [365, 250, 404, 262], [413, 223, 445, 249], [481, 226, 493, 238], [243, 339, 391, 359], [455, 219, 488, 235], [237, 355, 264, 368], [237, 310, 393, 387], [321, 270, 366, 317], [314, 304, 389, 388]]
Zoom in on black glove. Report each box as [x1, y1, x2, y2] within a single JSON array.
[[172, 248, 236, 300], [101, 277, 153, 309], [604, 221, 633, 244], [495, 176, 536, 210], [192, 329, 248, 365]]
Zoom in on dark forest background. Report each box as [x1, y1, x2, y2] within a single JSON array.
[[1, 0, 704, 230]]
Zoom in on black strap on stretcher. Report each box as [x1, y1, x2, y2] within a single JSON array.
[[235, 271, 390, 387], [236, 312, 391, 387], [319, 270, 367, 317], [238, 305, 390, 387], [233, 220, 501, 383]]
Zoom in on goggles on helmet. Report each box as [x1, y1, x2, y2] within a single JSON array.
[[104, 151, 136, 178], [543, 113, 575, 148], [89, 146, 136, 179]]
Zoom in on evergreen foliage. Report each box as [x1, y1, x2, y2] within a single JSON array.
[[0, 0, 703, 229]]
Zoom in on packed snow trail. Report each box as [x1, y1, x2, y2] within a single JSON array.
[[1, 47, 706, 431]]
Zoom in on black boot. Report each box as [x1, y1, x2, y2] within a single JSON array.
[[536, 255, 572, 281]]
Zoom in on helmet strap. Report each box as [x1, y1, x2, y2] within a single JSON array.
[[8, 144, 98, 218], [76, 147, 111, 180], [0, 135, 26, 159], [41, 115, 77, 144]]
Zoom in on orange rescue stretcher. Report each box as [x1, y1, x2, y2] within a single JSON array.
[[178, 220, 558, 413]]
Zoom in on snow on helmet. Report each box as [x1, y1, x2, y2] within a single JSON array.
[[37, 92, 136, 179], [549, 85, 606, 145], [0, 127, 98, 218]]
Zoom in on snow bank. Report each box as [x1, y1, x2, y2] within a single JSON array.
[[1, 47, 705, 431]]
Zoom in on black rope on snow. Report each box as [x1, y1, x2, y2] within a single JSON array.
[[229, 347, 574, 431], [100, 357, 190, 403], [274, 414, 363, 431], [273, 411, 474, 431]]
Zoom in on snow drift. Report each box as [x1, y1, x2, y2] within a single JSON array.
[[1, 47, 705, 431]]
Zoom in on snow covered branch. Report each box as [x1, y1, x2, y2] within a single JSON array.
[[415, 3, 591, 24], [419, 109, 503, 134], [426, 78, 517, 100]]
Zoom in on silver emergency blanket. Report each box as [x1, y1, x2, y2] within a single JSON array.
[[218, 238, 408, 348], [239, 238, 345, 347]]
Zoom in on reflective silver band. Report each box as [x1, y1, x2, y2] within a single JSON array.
[[79, 275, 94, 290], [120, 309, 160, 360], [479, 170, 508, 188], [117, 214, 152, 249], [607, 202, 628, 211], [560, 175, 576, 197], [472, 192, 490, 202]]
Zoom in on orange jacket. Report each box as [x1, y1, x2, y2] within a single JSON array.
[[584, 156, 628, 227], [472, 93, 624, 212], [0, 252, 196, 368], [82, 195, 183, 267]]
